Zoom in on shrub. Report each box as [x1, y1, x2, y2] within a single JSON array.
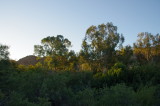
[[98, 84, 136, 106]]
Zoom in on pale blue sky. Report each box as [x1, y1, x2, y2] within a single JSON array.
[[0, 0, 160, 60]]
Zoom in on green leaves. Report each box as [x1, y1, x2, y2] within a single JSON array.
[[34, 35, 72, 71], [34, 35, 71, 57], [0, 44, 9, 60], [134, 32, 160, 63], [81, 22, 124, 71], [99, 84, 136, 106]]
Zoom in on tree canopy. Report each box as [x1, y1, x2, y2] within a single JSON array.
[[0, 44, 9, 60], [134, 32, 160, 63], [80, 22, 124, 72], [34, 35, 71, 57]]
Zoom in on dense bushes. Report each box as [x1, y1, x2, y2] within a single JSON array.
[[0, 61, 160, 106]]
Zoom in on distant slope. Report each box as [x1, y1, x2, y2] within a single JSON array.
[[17, 55, 39, 66]]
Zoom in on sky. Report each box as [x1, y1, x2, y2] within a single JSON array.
[[0, 0, 160, 60]]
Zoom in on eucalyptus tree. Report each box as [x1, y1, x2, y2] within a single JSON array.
[[34, 35, 71, 57], [0, 44, 9, 60], [34, 35, 72, 70], [134, 32, 160, 63], [80, 22, 124, 72]]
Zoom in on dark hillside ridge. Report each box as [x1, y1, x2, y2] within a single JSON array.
[[17, 55, 38, 66]]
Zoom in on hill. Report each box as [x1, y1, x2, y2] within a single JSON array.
[[17, 55, 38, 66]]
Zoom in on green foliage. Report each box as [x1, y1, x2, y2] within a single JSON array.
[[98, 84, 136, 106], [107, 62, 126, 76], [0, 89, 5, 105], [1, 65, 160, 105], [40, 73, 73, 106], [80, 22, 124, 72], [116, 45, 134, 65], [7, 92, 36, 106], [0, 44, 9, 60], [136, 86, 157, 105], [134, 32, 160, 64], [74, 88, 96, 106], [34, 35, 78, 71], [37, 97, 51, 106], [0, 60, 17, 94], [34, 35, 71, 57]]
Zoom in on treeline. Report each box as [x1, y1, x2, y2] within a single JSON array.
[[33, 23, 160, 72], [0, 22, 160, 106]]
